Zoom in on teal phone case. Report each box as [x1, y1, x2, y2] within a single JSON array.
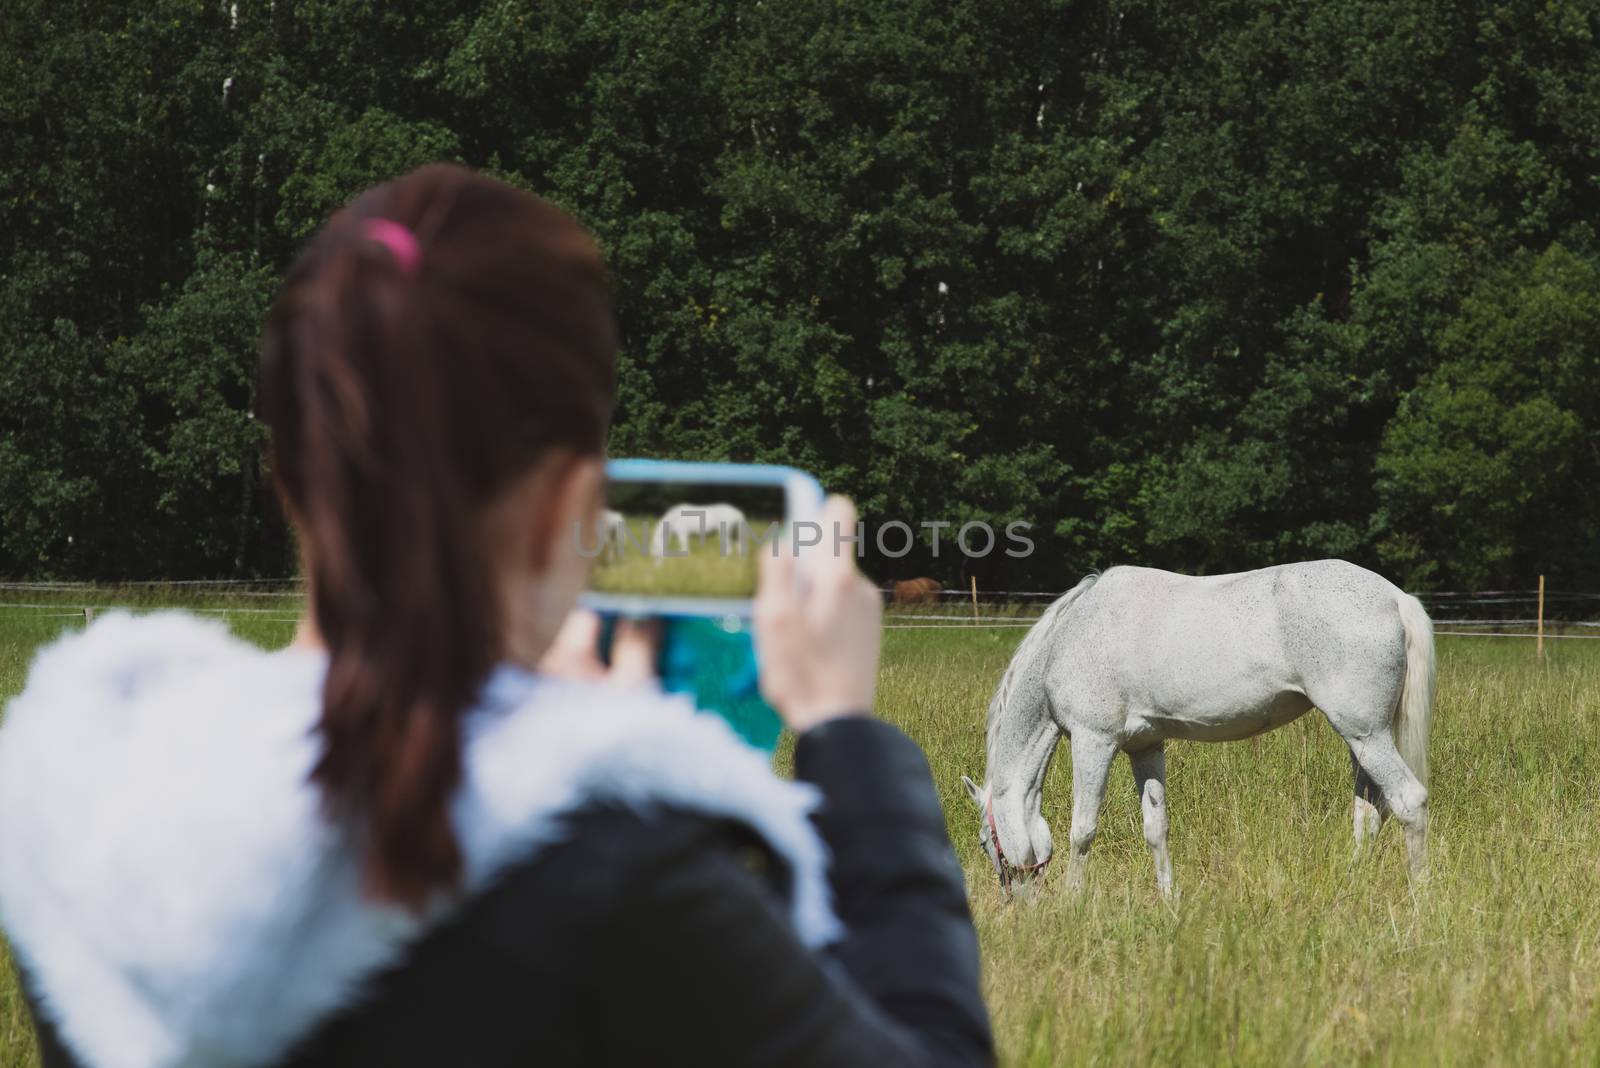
[[584, 458, 821, 756], [598, 614, 782, 754]]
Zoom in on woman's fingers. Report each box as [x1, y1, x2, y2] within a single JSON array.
[[540, 610, 658, 687], [540, 609, 606, 680], [805, 495, 858, 581], [753, 494, 880, 733], [609, 617, 661, 686], [756, 542, 798, 618]]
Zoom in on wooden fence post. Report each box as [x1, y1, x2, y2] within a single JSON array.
[[83, 606, 95, 625], [1537, 574, 1545, 660], [971, 576, 979, 622]]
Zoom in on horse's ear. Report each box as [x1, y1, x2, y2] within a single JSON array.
[[960, 774, 983, 806]]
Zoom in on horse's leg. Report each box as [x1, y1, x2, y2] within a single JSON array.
[[1129, 745, 1174, 898], [1066, 732, 1117, 892], [1347, 733, 1428, 878], [1350, 747, 1386, 855]]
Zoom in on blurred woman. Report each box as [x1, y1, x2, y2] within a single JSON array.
[[0, 164, 992, 1067]]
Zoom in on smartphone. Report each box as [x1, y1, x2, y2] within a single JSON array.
[[580, 459, 825, 753]]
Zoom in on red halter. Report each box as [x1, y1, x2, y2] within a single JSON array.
[[985, 794, 1051, 896]]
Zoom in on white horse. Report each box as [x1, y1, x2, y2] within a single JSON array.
[[649, 502, 748, 560], [960, 560, 1434, 898], [597, 508, 626, 564]]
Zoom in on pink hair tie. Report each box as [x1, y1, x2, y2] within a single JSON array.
[[362, 218, 421, 275]]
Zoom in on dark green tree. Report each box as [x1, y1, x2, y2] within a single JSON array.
[[2, 0, 1598, 590]]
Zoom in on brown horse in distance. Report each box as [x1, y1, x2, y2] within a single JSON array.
[[888, 578, 943, 605]]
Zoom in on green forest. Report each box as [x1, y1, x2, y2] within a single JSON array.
[[3, 0, 1597, 590]]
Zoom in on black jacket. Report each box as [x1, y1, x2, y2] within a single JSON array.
[[22, 717, 992, 1067]]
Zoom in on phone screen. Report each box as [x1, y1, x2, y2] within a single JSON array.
[[583, 461, 818, 756], [587, 479, 787, 602]]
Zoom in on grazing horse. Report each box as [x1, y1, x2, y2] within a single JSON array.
[[596, 508, 626, 564], [960, 560, 1434, 898], [888, 578, 942, 605], [649, 502, 749, 560]]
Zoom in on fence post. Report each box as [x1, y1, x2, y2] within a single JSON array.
[[83, 606, 95, 625], [970, 576, 979, 622], [1537, 574, 1545, 660]]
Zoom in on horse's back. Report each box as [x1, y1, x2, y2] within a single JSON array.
[[1052, 561, 1409, 737], [1089, 560, 1402, 630], [1086, 560, 1407, 647]]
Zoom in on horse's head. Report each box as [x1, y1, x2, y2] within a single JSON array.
[[961, 775, 1051, 894]]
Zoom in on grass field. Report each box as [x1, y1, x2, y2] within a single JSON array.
[[3, 596, 1599, 1066], [588, 515, 765, 598]]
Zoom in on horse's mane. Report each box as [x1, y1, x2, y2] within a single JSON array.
[[985, 572, 1100, 760]]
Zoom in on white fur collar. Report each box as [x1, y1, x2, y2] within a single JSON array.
[[0, 612, 840, 1068]]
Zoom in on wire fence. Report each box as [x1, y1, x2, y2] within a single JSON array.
[[878, 583, 1600, 639], [1, 580, 1595, 641]]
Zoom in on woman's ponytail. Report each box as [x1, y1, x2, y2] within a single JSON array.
[[258, 165, 616, 910]]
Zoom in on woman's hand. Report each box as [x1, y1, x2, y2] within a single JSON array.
[[539, 610, 660, 686], [754, 495, 883, 733]]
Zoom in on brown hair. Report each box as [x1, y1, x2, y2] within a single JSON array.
[[257, 164, 616, 909]]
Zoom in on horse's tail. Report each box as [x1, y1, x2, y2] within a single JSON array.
[[989, 573, 1099, 726], [1393, 591, 1435, 788]]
